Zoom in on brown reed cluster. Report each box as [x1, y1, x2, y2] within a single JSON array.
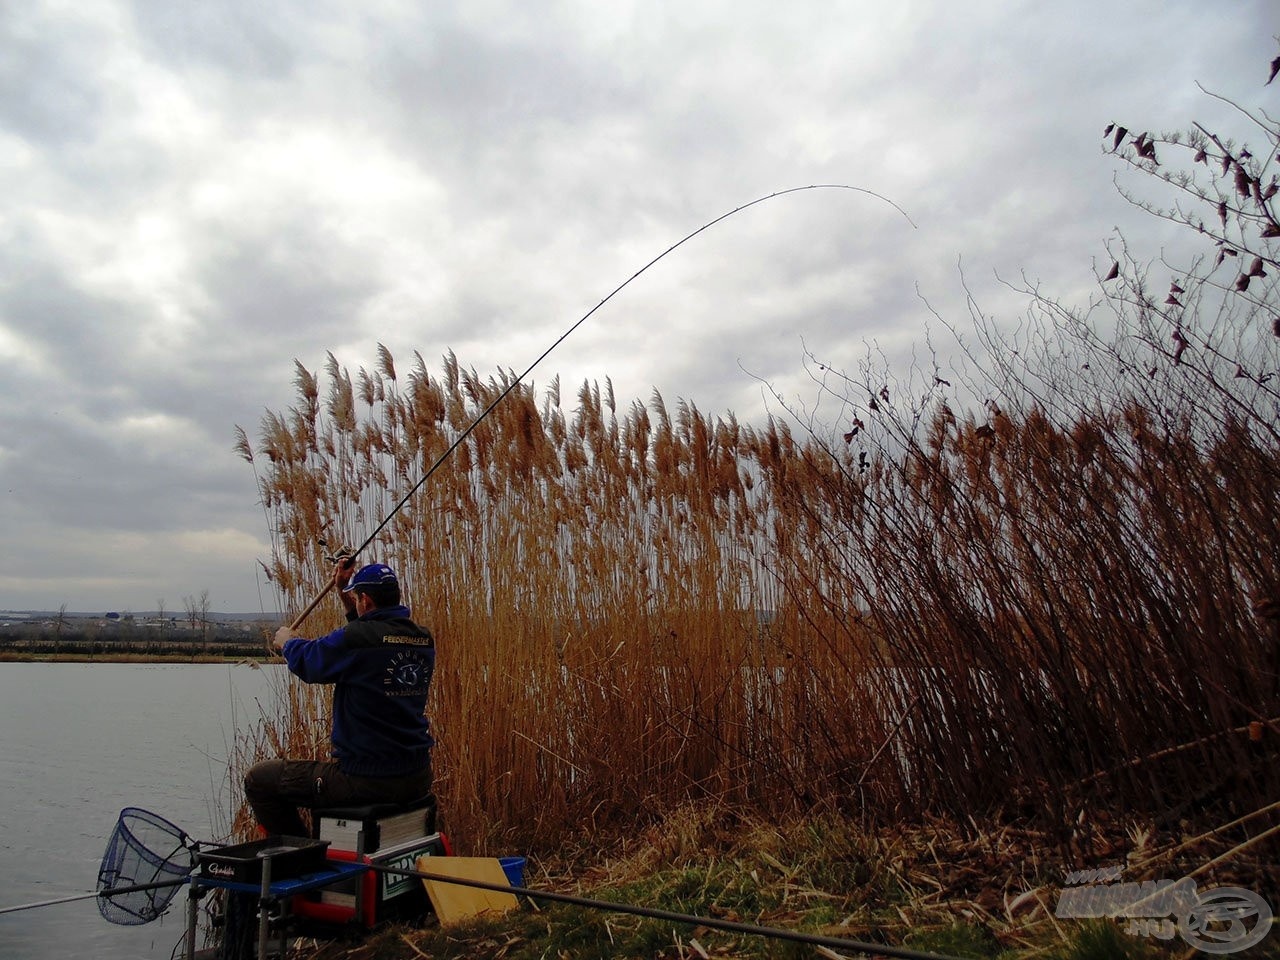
[[233, 60, 1280, 853], [234, 322, 1278, 851]]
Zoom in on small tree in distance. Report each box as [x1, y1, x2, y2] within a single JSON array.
[[184, 589, 211, 642]]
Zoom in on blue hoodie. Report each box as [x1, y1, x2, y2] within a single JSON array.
[[282, 605, 435, 777]]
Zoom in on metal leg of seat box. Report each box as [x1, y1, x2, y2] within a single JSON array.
[[244, 856, 292, 960], [253, 852, 293, 959], [184, 877, 201, 960], [257, 855, 273, 960]]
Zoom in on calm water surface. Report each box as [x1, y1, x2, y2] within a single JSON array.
[[0, 662, 281, 959]]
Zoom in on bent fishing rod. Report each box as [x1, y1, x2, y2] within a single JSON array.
[[288, 183, 916, 630]]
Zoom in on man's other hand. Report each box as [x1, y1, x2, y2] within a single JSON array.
[[274, 626, 302, 652]]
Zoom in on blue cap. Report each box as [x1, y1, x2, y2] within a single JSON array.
[[343, 563, 398, 593]]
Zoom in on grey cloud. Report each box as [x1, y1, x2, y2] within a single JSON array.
[[0, 395, 240, 535], [126, 0, 299, 79], [0, 252, 255, 544], [192, 223, 376, 346], [4, 272, 122, 370], [0, 7, 107, 146]]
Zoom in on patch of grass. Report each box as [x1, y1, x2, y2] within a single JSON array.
[[1047, 920, 1163, 960], [786, 813, 882, 892], [903, 922, 1005, 959]]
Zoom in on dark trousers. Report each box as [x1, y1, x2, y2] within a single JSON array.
[[244, 758, 433, 837]]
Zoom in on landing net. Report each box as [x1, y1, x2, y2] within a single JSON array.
[[97, 807, 195, 925]]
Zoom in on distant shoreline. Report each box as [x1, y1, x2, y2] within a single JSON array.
[[0, 652, 272, 664]]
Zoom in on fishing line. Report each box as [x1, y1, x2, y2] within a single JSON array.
[[290, 183, 915, 627]]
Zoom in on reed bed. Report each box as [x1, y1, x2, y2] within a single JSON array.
[[233, 308, 1279, 852]]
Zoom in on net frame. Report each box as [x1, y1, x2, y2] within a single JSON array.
[[97, 806, 196, 925]]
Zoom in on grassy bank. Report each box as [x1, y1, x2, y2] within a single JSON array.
[[288, 803, 1275, 959]]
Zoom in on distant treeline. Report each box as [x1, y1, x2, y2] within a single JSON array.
[[0, 624, 271, 659]]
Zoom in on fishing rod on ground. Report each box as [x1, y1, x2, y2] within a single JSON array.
[[363, 860, 968, 960], [284, 183, 916, 631]]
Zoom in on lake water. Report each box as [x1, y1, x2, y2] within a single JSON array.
[[0, 662, 282, 960]]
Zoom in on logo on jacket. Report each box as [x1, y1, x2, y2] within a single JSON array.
[[383, 650, 432, 697]]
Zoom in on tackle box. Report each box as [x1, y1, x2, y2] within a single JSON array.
[[197, 836, 331, 883]]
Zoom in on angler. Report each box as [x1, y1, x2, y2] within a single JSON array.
[[245, 558, 436, 836]]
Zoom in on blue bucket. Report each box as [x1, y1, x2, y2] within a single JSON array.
[[499, 856, 526, 888]]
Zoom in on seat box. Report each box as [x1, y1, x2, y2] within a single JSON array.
[[291, 832, 452, 929], [312, 801, 435, 854]]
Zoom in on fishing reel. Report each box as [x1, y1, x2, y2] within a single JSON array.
[[318, 540, 356, 568]]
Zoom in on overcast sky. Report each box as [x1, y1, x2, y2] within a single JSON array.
[[1, 1, 1272, 615]]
